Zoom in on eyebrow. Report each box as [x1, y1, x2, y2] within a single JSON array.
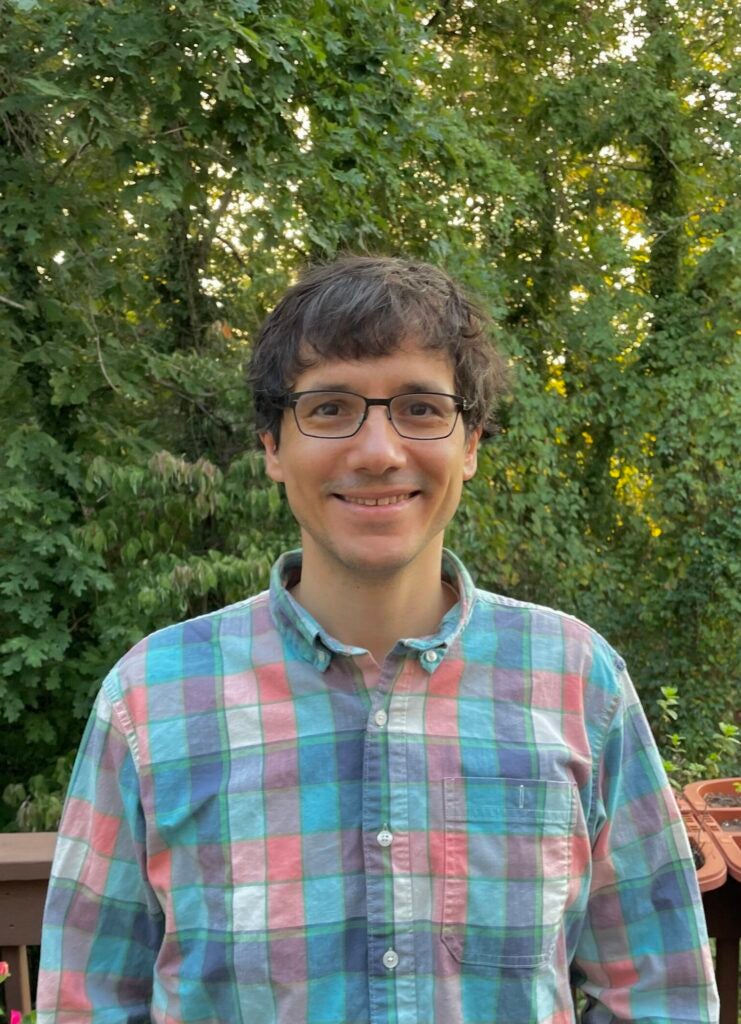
[[295, 380, 452, 394]]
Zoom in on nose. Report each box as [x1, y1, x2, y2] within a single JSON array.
[[344, 404, 407, 474]]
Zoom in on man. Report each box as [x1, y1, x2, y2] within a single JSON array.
[[38, 256, 718, 1023]]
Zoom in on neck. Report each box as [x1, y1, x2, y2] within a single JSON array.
[[291, 547, 455, 665]]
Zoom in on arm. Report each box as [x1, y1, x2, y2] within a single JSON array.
[[571, 661, 719, 1023], [37, 682, 164, 1023]]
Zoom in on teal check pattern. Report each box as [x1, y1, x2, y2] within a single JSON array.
[[37, 550, 718, 1023]]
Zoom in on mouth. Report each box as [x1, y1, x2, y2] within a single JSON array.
[[334, 491, 420, 507]]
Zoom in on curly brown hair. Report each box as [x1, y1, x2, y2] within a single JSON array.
[[248, 255, 507, 444]]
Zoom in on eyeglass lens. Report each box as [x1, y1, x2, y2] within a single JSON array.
[[293, 392, 460, 439]]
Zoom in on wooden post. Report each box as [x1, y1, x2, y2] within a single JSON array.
[[702, 877, 741, 1024], [2, 946, 31, 1016], [0, 832, 57, 1017]]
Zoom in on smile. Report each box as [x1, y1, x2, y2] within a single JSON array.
[[338, 493, 417, 506]]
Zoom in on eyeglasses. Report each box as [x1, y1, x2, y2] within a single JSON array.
[[281, 390, 471, 439]]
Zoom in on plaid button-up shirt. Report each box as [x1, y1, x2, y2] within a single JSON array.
[[38, 550, 718, 1023]]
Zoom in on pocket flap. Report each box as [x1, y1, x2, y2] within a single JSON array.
[[444, 777, 575, 825]]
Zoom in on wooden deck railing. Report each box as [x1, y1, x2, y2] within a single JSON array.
[[0, 832, 57, 1016], [1, 832, 739, 1022]]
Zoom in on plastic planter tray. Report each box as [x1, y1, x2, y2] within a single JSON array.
[[684, 779, 741, 883], [676, 795, 727, 892]]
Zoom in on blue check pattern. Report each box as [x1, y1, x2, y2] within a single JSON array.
[[37, 550, 718, 1023]]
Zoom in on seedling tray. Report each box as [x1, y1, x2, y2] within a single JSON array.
[[684, 779, 741, 882], [676, 795, 727, 892]]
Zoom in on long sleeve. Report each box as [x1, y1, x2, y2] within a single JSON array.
[[571, 662, 719, 1023], [37, 680, 164, 1023]]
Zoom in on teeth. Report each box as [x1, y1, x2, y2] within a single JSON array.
[[343, 493, 412, 506]]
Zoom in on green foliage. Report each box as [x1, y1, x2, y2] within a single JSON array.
[[1, 0, 738, 828], [441, 0, 740, 758], [2, 753, 74, 832], [656, 686, 739, 790]]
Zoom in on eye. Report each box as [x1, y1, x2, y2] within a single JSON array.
[[298, 393, 359, 419], [407, 401, 437, 417], [313, 401, 343, 417], [395, 395, 448, 418]]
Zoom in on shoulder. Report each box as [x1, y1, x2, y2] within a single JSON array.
[[473, 587, 623, 652], [470, 587, 628, 704], [103, 588, 272, 703]]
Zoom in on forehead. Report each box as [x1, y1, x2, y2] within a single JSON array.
[[293, 340, 456, 393]]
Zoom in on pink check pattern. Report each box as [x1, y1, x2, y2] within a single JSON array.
[[37, 550, 718, 1023]]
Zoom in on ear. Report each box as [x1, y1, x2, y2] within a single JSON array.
[[462, 426, 481, 481], [259, 432, 284, 483]]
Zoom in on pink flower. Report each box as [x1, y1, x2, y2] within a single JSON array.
[[10, 1010, 23, 1024], [0, 961, 9, 981]]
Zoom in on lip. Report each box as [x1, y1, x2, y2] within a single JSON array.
[[332, 491, 420, 511]]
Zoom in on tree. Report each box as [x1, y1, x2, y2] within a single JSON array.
[[430, 0, 740, 744], [1, 0, 738, 826]]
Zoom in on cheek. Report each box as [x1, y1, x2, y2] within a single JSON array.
[[279, 450, 329, 502], [436, 448, 474, 490]]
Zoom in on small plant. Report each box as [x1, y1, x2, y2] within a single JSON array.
[[0, 962, 35, 1023], [656, 686, 739, 872], [656, 686, 739, 792]]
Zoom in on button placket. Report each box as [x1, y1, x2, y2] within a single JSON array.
[[363, 657, 410, 1010]]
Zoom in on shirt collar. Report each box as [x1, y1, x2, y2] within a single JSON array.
[[268, 548, 476, 672]]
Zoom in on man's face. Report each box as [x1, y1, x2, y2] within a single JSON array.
[[260, 340, 480, 582]]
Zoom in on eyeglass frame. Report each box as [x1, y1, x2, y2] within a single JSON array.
[[279, 389, 473, 440]]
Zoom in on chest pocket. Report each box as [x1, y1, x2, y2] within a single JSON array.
[[442, 776, 575, 970]]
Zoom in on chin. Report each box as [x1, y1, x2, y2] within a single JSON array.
[[331, 543, 419, 579]]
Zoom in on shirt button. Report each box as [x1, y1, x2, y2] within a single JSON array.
[[377, 827, 393, 847], [382, 948, 399, 970], [374, 709, 388, 727], [423, 649, 439, 663]]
